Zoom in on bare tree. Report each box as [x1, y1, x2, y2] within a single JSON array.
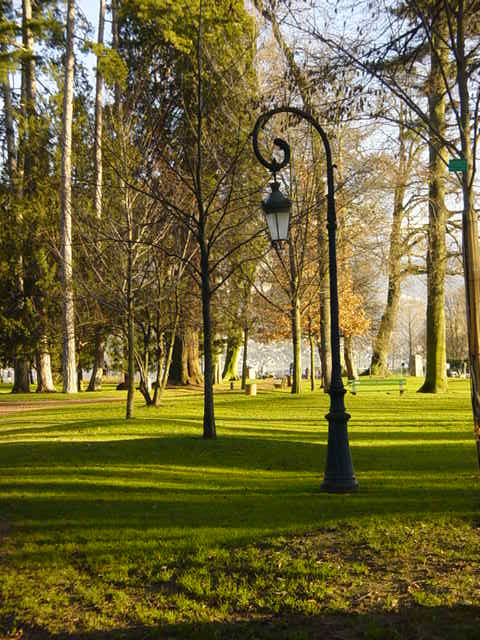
[[87, 0, 107, 392]]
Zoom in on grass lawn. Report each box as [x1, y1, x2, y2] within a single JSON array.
[[0, 378, 479, 639]]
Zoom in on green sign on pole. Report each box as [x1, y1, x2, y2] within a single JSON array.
[[448, 158, 467, 172]]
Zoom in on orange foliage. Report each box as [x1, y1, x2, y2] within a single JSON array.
[[338, 271, 371, 338]]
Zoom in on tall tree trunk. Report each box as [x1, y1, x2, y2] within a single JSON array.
[[111, 0, 121, 111], [3, 73, 29, 394], [21, 0, 35, 187], [370, 283, 401, 377], [10, 1, 33, 394], [126, 242, 135, 419], [2, 74, 16, 186], [308, 320, 315, 391], [77, 364, 83, 392], [35, 337, 56, 392], [418, 17, 448, 394], [153, 307, 180, 406], [168, 325, 203, 385], [87, 328, 106, 391], [408, 314, 416, 376], [288, 231, 302, 394], [12, 358, 30, 393], [86, 0, 107, 393], [455, 0, 480, 465], [194, 2, 215, 439], [291, 295, 302, 394], [200, 242, 216, 439], [318, 220, 332, 392], [370, 115, 409, 376], [241, 324, 248, 390], [60, 0, 77, 393], [344, 336, 358, 380], [186, 328, 203, 383], [94, 0, 105, 221], [212, 334, 222, 385], [222, 332, 242, 380], [136, 349, 153, 406]]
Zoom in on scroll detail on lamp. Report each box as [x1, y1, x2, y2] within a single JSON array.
[[262, 181, 291, 245]]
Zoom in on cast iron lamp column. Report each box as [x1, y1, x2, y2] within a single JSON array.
[[253, 106, 358, 493]]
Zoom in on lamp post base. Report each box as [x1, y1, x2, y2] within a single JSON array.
[[320, 476, 359, 493], [321, 408, 358, 493]]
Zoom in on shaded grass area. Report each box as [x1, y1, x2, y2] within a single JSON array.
[[0, 378, 479, 639]]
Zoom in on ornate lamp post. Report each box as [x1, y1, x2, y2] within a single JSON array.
[[253, 106, 358, 493]]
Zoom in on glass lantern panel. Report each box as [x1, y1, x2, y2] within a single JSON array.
[[266, 210, 289, 242]]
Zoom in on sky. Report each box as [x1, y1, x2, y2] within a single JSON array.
[[77, 0, 112, 82], [80, 0, 100, 29]]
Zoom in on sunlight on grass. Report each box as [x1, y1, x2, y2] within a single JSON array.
[[1, 378, 480, 638]]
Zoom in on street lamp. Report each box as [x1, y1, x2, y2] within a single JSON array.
[[262, 180, 291, 245], [253, 106, 358, 493]]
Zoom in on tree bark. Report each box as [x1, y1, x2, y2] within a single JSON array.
[[35, 337, 56, 392], [3, 73, 29, 394], [60, 0, 77, 393], [408, 313, 416, 376], [21, 0, 36, 187], [200, 242, 216, 439], [126, 242, 135, 418], [94, 0, 105, 221], [418, 16, 448, 394], [222, 333, 242, 380], [87, 328, 106, 391], [344, 335, 358, 381], [291, 295, 302, 394], [12, 358, 30, 393], [2, 71, 16, 185], [288, 230, 302, 394], [241, 324, 248, 390], [318, 219, 332, 392], [153, 308, 179, 406], [10, 1, 32, 395], [309, 321, 315, 391], [77, 364, 83, 392], [370, 119, 408, 376], [212, 334, 223, 385], [168, 325, 203, 385]]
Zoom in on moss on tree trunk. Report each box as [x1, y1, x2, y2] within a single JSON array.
[[222, 333, 242, 381]]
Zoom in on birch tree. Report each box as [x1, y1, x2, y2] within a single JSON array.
[[60, 0, 77, 393]]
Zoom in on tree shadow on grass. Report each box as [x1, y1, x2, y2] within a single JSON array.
[[4, 606, 480, 640], [1, 431, 479, 566], [0, 431, 477, 473]]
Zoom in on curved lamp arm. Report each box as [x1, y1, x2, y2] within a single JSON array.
[[252, 106, 335, 226], [252, 106, 358, 494], [252, 111, 291, 174]]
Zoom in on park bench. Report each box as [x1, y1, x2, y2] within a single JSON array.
[[347, 378, 406, 396], [273, 378, 288, 390]]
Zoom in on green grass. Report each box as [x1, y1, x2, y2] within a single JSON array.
[[0, 382, 126, 401], [1, 378, 479, 639]]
